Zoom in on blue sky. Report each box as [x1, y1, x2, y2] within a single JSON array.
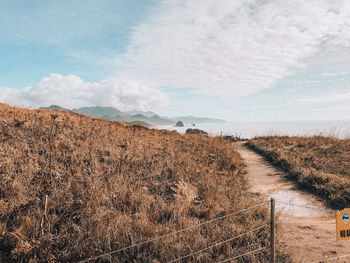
[[0, 0, 157, 86], [1, 0, 350, 121]]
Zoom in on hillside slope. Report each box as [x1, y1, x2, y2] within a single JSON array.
[[248, 136, 350, 208], [0, 104, 269, 262]]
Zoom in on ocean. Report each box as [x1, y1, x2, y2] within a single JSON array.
[[157, 120, 350, 139]]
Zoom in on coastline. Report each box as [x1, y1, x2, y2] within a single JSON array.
[[157, 119, 350, 139]]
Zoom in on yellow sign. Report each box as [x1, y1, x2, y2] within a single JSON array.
[[336, 209, 350, 241]]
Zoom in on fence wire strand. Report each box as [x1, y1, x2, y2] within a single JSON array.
[[217, 246, 267, 263], [276, 196, 298, 216], [167, 224, 268, 263], [78, 201, 267, 263]]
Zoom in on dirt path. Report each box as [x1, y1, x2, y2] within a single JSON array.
[[234, 142, 350, 263]]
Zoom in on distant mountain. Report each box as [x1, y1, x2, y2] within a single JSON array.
[[110, 114, 174, 126], [131, 114, 148, 119], [149, 115, 174, 125], [170, 116, 227, 124], [72, 106, 124, 118], [124, 110, 157, 118], [39, 105, 68, 111], [38, 105, 226, 126]]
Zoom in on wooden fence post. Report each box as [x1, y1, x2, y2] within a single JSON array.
[[270, 198, 275, 263], [0, 251, 6, 263]]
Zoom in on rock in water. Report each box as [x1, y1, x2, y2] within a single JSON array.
[[175, 121, 184, 127]]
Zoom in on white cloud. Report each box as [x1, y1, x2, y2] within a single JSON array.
[[117, 0, 350, 97], [0, 74, 169, 111], [2, 0, 350, 120]]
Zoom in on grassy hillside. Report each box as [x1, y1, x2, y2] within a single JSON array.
[[0, 104, 269, 262], [248, 136, 350, 208]]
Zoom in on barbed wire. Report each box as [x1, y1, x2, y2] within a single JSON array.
[[217, 246, 267, 263], [167, 224, 268, 263], [221, 200, 269, 211], [276, 196, 298, 216], [77, 201, 266, 263]]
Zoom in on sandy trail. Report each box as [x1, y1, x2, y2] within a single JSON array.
[[235, 142, 350, 263]]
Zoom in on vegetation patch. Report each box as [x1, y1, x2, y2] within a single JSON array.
[[0, 104, 269, 262], [247, 136, 350, 209]]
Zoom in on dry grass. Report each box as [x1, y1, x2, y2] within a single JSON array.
[[0, 104, 270, 262], [248, 136, 350, 208]]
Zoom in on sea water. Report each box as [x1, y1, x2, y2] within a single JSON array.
[[157, 120, 350, 139]]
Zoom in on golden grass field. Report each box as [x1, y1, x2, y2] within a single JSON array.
[[248, 136, 350, 209], [0, 104, 270, 262]]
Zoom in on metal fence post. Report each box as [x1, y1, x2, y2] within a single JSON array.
[[270, 198, 275, 263]]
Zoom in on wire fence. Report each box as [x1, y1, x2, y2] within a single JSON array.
[[78, 201, 270, 263], [77, 197, 347, 263], [217, 246, 268, 263], [167, 224, 268, 263]]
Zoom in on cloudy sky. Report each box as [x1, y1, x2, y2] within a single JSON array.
[[1, 0, 350, 121]]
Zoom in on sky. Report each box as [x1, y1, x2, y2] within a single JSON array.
[[1, 0, 350, 122]]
